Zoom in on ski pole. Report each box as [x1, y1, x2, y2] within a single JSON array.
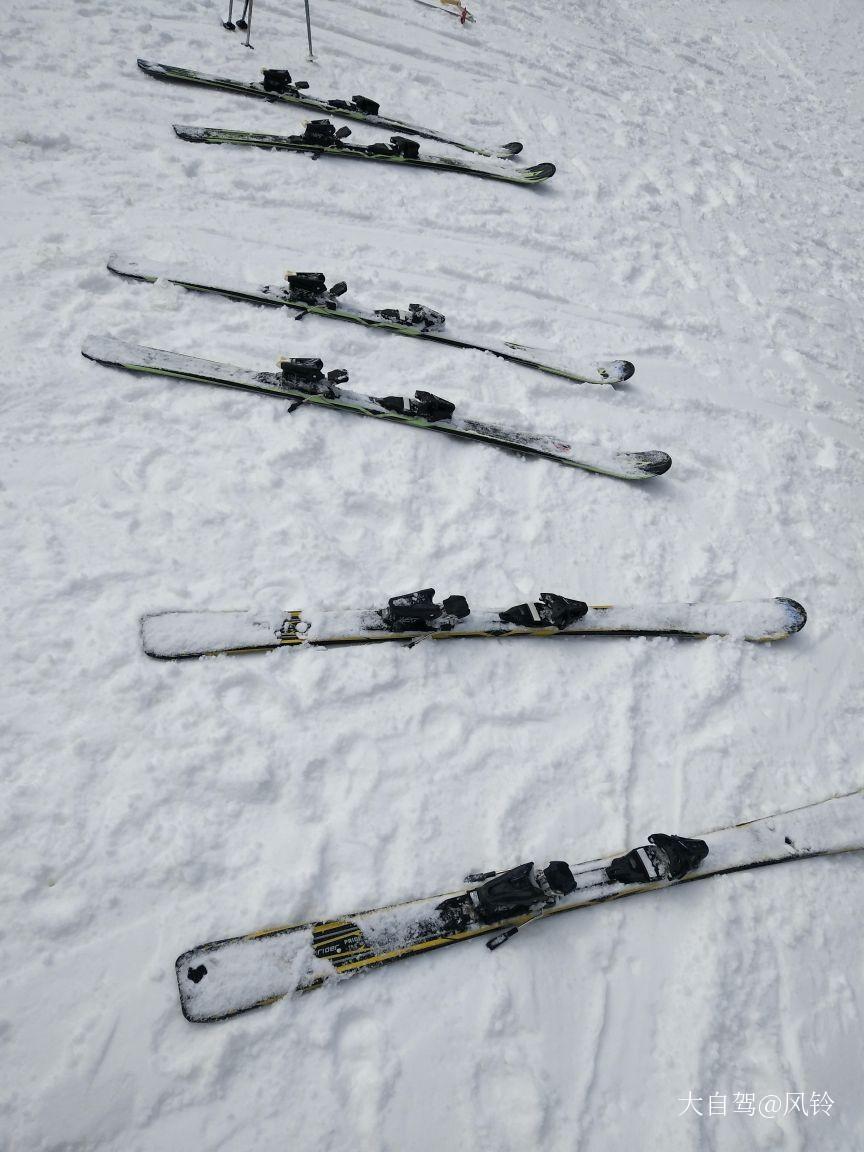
[[304, 0, 315, 61], [241, 0, 254, 48]]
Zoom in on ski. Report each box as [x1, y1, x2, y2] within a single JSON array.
[[81, 336, 667, 479], [172, 122, 555, 186], [106, 255, 634, 387], [176, 786, 862, 1021], [140, 588, 806, 659], [138, 59, 509, 158], [413, 0, 476, 22]]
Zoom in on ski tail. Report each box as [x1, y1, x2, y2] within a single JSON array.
[[523, 162, 556, 183]]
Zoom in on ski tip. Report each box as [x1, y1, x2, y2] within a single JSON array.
[[502, 141, 523, 156], [625, 451, 672, 477], [525, 162, 556, 183], [775, 597, 807, 635], [610, 360, 636, 383]]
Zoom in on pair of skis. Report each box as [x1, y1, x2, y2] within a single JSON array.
[[106, 254, 633, 387], [139, 59, 553, 183], [140, 59, 507, 158], [158, 591, 836, 1028], [178, 786, 864, 1021], [100, 257, 641, 474], [139, 58, 515, 159]]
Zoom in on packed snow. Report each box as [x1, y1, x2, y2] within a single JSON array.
[[2, 0, 863, 1148]]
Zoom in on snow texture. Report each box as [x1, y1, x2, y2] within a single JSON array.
[[2, 0, 864, 1148]]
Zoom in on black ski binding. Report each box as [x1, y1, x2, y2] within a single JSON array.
[[261, 69, 294, 93], [366, 135, 420, 160], [471, 861, 576, 922], [379, 588, 470, 633], [283, 272, 349, 308], [260, 69, 310, 94], [279, 357, 349, 395], [436, 860, 576, 942], [499, 593, 589, 631], [352, 94, 380, 116], [376, 390, 455, 423], [284, 271, 327, 301], [389, 135, 421, 159], [294, 119, 351, 148], [373, 304, 445, 332], [606, 834, 709, 886], [408, 303, 445, 331], [324, 94, 380, 116]]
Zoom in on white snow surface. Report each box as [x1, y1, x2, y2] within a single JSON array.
[[2, 0, 864, 1147]]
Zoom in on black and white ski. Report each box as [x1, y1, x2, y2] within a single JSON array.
[[176, 786, 862, 1021], [140, 588, 806, 659], [172, 121, 555, 186], [81, 336, 668, 479], [106, 255, 634, 387], [139, 59, 508, 157]]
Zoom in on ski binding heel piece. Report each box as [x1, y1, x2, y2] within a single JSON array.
[[499, 593, 589, 630], [606, 834, 710, 885], [376, 391, 455, 422]]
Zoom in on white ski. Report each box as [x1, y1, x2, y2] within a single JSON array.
[[141, 595, 806, 659], [177, 787, 864, 1021]]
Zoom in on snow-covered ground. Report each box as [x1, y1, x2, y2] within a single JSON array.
[[2, 0, 863, 1146]]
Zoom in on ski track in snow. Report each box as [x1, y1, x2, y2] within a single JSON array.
[[2, 0, 864, 1147]]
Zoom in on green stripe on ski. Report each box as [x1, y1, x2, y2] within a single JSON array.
[[172, 124, 556, 186]]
